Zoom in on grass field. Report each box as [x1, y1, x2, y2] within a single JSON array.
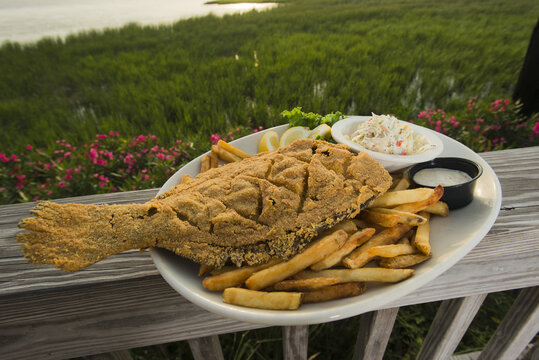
[[0, 0, 537, 153], [2, 0, 537, 358]]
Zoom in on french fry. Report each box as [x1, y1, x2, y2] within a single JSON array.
[[319, 220, 358, 236], [209, 151, 219, 169], [367, 208, 427, 226], [296, 268, 414, 283], [217, 140, 251, 159], [342, 224, 412, 269], [423, 201, 450, 217], [368, 188, 434, 208], [222, 288, 302, 310], [394, 185, 444, 213], [198, 264, 215, 277], [245, 230, 348, 290], [393, 185, 444, 214], [367, 244, 417, 257], [359, 210, 399, 227], [379, 253, 432, 268], [397, 237, 411, 245], [272, 277, 340, 291], [211, 145, 242, 163], [413, 211, 431, 255], [310, 228, 376, 271], [180, 174, 193, 184], [303, 282, 367, 303], [203, 259, 281, 291], [352, 218, 385, 233], [393, 176, 411, 191], [200, 154, 211, 173]]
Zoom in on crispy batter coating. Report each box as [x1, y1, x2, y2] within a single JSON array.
[[17, 139, 392, 271]]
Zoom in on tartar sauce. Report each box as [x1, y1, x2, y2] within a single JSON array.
[[413, 168, 472, 187]]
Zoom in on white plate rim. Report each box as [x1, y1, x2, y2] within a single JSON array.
[[150, 123, 502, 326]]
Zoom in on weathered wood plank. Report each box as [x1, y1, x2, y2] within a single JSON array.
[[352, 307, 399, 360], [0, 276, 263, 360], [83, 350, 133, 360], [0, 189, 160, 296], [478, 287, 539, 360], [416, 294, 487, 360], [283, 325, 309, 360], [188, 335, 225, 360]]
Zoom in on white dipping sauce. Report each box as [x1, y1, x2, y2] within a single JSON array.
[[413, 168, 472, 187]]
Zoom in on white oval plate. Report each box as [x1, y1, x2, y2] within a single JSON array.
[[150, 123, 501, 326]]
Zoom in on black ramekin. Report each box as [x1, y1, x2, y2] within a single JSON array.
[[408, 157, 483, 210]]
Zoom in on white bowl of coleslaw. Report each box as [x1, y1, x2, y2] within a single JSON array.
[[331, 114, 444, 172]]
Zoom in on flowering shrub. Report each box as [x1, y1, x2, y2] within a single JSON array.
[[0, 126, 258, 205], [0, 131, 195, 204], [414, 98, 539, 152]]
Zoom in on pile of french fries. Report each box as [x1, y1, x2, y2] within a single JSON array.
[[193, 140, 449, 310]]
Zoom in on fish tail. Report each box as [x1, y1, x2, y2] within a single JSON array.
[[17, 201, 163, 271]]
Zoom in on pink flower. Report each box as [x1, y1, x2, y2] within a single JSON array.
[[16, 183, 24, 190], [16, 175, 26, 181], [96, 134, 107, 140], [64, 174, 72, 181], [112, 187, 118, 192], [474, 125, 481, 131], [98, 181, 106, 188], [0, 153, 8, 162], [26, 144, 33, 151], [210, 134, 221, 145], [88, 148, 98, 159], [533, 122, 539, 133], [64, 152, 72, 158], [155, 153, 165, 161], [418, 111, 426, 118], [58, 182, 67, 188], [253, 129, 258, 133], [10, 154, 18, 161], [144, 174, 150, 180], [93, 173, 99, 178], [33, 196, 40, 201], [166, 155, 174, 161]]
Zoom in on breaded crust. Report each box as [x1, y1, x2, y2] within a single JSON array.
[[17, 139, 392, 271]]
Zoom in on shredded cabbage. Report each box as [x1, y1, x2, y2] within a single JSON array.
[[350, 114, 431, 155]]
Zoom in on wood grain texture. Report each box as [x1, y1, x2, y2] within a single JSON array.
[[283, 325, 309, 360], [0, 147, 537, 360], [478, 287, 539, 360], [188, 335, 224, 360], [83, 350, 133, 360], [352, 308, 399, 360], [416, 294, 487, 360]]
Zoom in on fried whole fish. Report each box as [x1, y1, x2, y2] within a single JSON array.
[[17, 139, 392, 272]]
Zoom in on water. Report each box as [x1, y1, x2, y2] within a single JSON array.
[[0, 0, 277, 44]]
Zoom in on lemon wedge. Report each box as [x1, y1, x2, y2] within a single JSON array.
[[258, 130, 280, 153], [308, 123, 332, 139], [279, 126, 311, 147]]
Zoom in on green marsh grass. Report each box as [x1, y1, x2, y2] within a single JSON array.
[[1, 0, 537, 152]]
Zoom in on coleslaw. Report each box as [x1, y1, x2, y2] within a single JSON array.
[[348, 114, 432, 155]]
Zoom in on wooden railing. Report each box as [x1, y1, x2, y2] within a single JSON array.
[[1, 146, 538, 360]]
